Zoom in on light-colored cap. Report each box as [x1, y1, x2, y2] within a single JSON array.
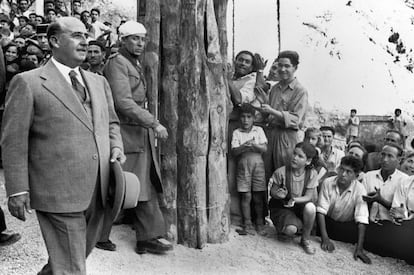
[[118, 21, 146, 38]]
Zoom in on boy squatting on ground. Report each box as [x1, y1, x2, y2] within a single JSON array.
[[231, 103, 268, 235], [268, 142, 319, 255]]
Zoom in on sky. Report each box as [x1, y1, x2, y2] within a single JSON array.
[[227, 0, 414, 115]]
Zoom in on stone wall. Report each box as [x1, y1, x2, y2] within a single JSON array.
[[357, 115, 393, 151]]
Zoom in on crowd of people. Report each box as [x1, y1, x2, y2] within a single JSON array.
[[0, 0, 413, 274], [228, 49, 414, 265], [0, 0, 122, 93], [0, 1, 172, 274]]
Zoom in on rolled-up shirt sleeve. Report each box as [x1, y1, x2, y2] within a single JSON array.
[[281, 90, 308, 129], [239, 76, 256, 104], [354, 185, 369, 224], [317, 179, 330, 215]]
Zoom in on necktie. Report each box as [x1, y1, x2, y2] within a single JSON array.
[[69, 70, 86, 102]]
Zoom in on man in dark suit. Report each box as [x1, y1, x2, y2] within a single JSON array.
[[1, 17, 124, 274]]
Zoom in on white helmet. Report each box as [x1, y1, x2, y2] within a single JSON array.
[[118, 21, 147, 38]]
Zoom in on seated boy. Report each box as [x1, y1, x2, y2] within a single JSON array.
[[231, 103, 268, 235], [317, 156, 371, 264]]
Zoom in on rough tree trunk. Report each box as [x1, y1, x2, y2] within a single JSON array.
[[142, 0, 160, 117], [160, 0, 180, 241], [176, 0, 209, 248], [205, 0, 230, 243], [142, 0, 229, 248]]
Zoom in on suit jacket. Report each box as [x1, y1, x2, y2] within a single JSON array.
[[1, 60, 123, 213], [103, 50, 162, 194]]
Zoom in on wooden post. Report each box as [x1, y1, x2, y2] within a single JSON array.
[[160, 0, 180, 242], [140, 0, 230, 248], [206, 0, 230, 243], [142, 0, 160, 117], [176, 0, 209, 248]]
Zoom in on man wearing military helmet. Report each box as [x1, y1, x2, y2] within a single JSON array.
[[103, 21, 172, 254]]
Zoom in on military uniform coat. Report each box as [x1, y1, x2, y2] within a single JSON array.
[[104, 49, 162, 201]]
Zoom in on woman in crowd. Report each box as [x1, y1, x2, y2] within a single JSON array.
[[3, 42, 20, 89], [399, 151, 414, 176]]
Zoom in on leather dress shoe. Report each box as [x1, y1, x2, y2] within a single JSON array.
[[0, 232, 21, 246], [136, 238, 173, 254], [95, 239, 116, 251]]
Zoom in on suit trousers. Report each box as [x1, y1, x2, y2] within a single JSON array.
[[0, 206, 6, 233], [36, 181, 104, 275]]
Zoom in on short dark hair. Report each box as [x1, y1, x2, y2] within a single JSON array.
[[88, 40, 105, 52], [304, 127, 320, 139], [340, 155, 363, 174], [385, 129, 404, 143], [277, 50, 299, 66], [46, 8, 56, 15], [235, 50, 256, 71], [350, 109, 357, 113], [320, 126, 335, 136], [73, 0, 81, 3], [90, 8, 100, 15], [19, 16, 29, 22], [81, 10, 90, 16], [238, 103, 255, 116], [395, 108, 402, 113], [35, 15, 45, 23], [348, 144, 368, 166], [383, 142, 403, 157]]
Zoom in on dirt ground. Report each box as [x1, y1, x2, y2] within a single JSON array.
[[1, 175, 414, 275]]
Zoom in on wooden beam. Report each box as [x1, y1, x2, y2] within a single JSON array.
[[206, 0, 230, 243], [176, 0, 209, 248], [160, 0, 180, 242]]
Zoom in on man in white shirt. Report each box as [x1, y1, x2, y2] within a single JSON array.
[[90, 8, 111, 40], [317, 156, 371, 264], [362, 143, 408, 222], [320, 126, 345, 170]]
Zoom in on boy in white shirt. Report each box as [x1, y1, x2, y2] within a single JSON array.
[[232, 104, 268, 235]]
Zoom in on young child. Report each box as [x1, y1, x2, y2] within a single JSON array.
[[399, 151, 414, 176], [346, 109, 360, 144], [304, 127, 327, 184], [268, 142, 319, 254], [231, 103, 268, 235]]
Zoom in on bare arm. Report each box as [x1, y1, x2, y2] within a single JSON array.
[[317, 213, 335, 252], [353, 223, 371, 264]]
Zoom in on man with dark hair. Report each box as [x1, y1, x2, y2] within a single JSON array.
[[260, 50, 309, 178], [45, 8, 57, 23], [103, 21, 172, 255], [72, 0, 82, 15], [2, 17, 124, 274], [90, 8, 111, 40], [365, 130, 404, 171], [317, 156, 371, 264], [44, 0, 55, 12], [362, 142, 407, 222], [86, 40, 106, 75], [320, 126, 345, 170]]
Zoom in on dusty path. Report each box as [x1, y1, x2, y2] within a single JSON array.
[[1, 175, 414, 274]]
